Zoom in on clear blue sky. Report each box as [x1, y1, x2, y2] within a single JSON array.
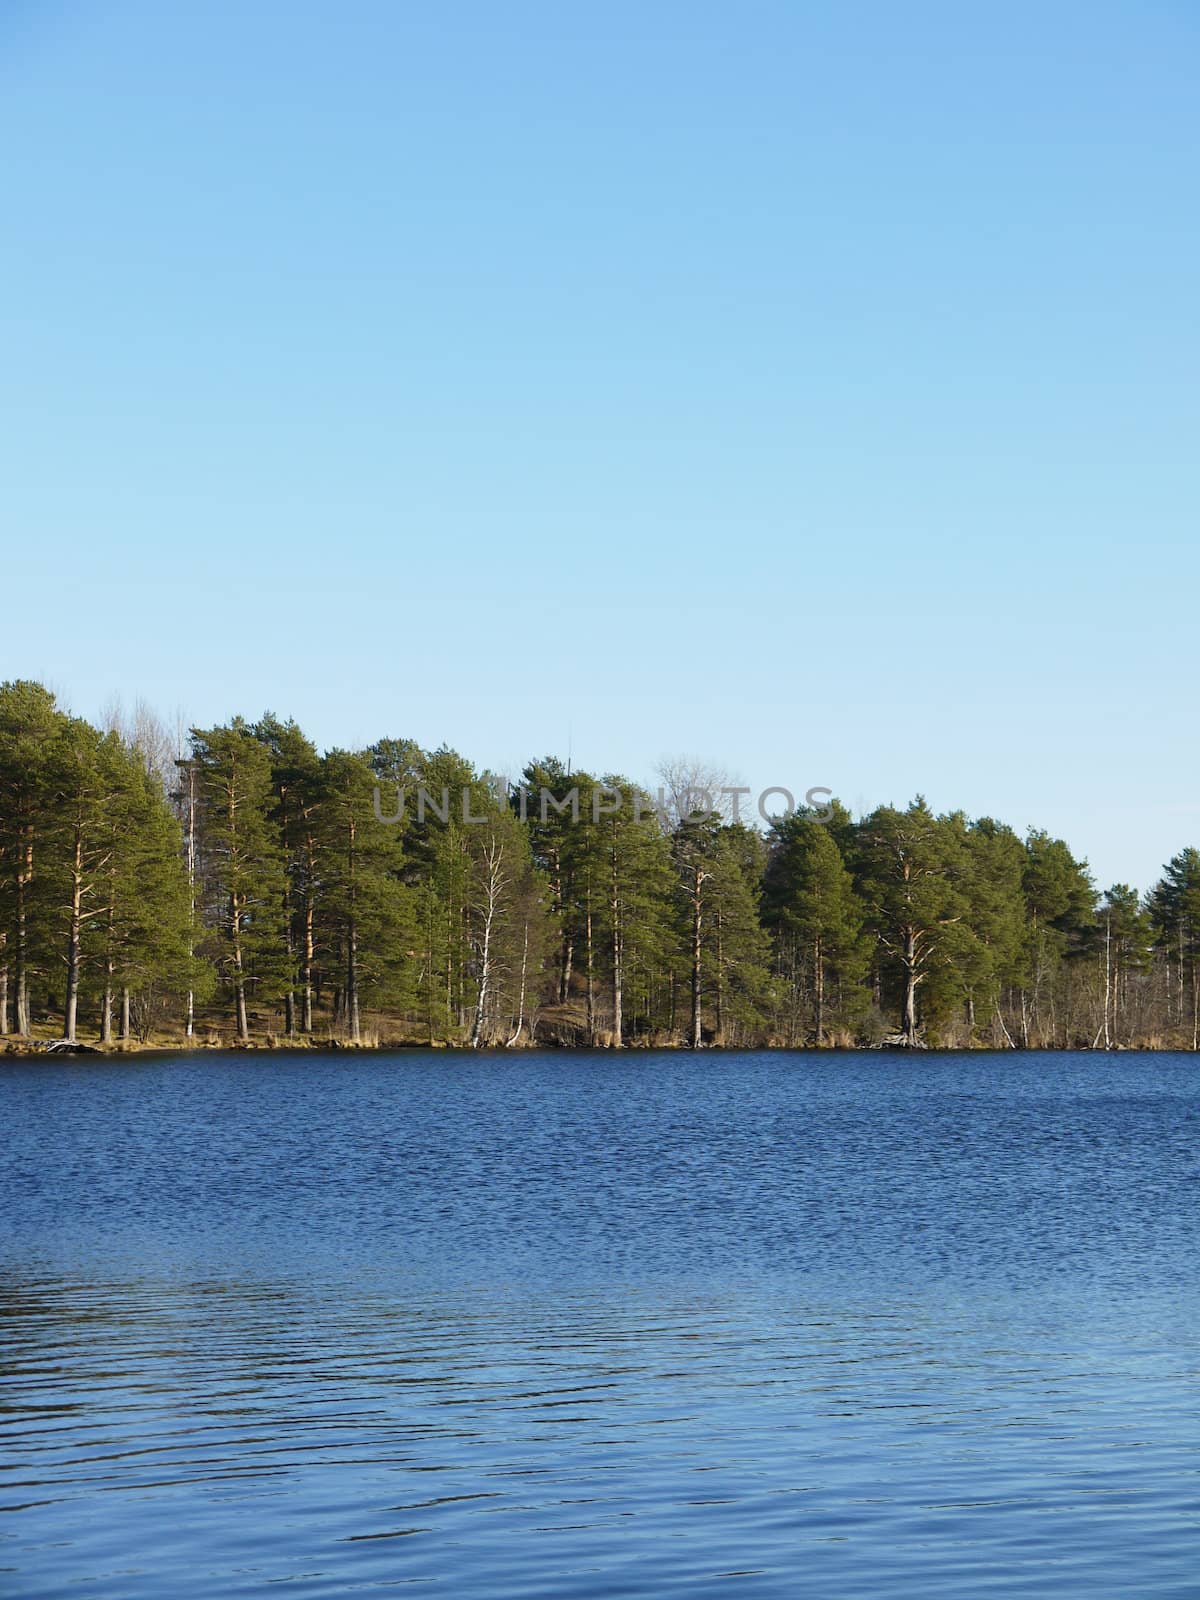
[[3, 1, 1197, 892]]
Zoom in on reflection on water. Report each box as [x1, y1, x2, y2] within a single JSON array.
[[2, 1051, 1199, 1597]]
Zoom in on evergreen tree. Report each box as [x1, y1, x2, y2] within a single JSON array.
[[191, 722, 287, 1042], [763, 807, 867, 1044], [318, 748, 414, 1043], [704, 823, 773, 1045], [10, 674, 1200, 1054], [957, 817, 1027, 1045], [856, 798, 966, 1045], [48, 718, 132, 1042], [555, 769, 604, 1042], [1095, 884, 1152, 1048], [1020, 831, 1095, 1046], [666, 806, 765, 1048], [253, 714, 325, 1036], [85, 745, 208, 1044], [1147, 848, 1200, 1048], [521, 757, 584, 1007], [399, 745, 480, 1041], [0, 681, 69, 1035], [589, 776, 675, 1046]]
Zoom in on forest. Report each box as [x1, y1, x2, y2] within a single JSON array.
[[2, 677, 1200, 1052]]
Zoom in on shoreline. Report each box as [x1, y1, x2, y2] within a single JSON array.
[[0, 1038, 1181, 1058]]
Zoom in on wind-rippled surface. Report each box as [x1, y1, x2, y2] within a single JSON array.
[[2, 1051, 1198, 1597]]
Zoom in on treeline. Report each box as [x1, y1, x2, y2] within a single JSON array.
[[4, 679, 1200, 1051]]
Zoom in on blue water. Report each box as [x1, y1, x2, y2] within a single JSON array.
[[1, 1050, 1198, 1597]]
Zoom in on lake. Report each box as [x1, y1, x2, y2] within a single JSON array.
[[2, 1050, 1198, 1597]]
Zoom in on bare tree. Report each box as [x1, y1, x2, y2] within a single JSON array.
[[102, 695, 177, 794], [654, 755, 744, 829], [469, 833, 508, 1048]]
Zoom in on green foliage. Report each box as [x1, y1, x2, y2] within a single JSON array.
[[0, 681, 202, 1039], [190, 721, 288, 1038], [319, 747, 415, 1036], [763, 806, 868, 1043], [855, 798, 968, 1042], [6, 678, 1200, 1050]]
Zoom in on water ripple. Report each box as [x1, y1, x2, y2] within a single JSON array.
[[1, 1051, 1199, 1596]]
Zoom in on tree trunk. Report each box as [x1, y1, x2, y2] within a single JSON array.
[[507, 921, 529, 1046], [901, 926, 919, 1044], [714, 910, 724, 1044], [100, 900, 115, 1047], [63, 831, 84, 1043], [183, 758, 196, 1039], [813, 934, 824, 1045], [1112, 940, 1121, 1046], [347, 917, 361, 1044], [470, 837, 505, 1049], [232, 893, 249, 1043], [549, 847, 571, 1004], [561, 935, 574, 1004], [15, 829, 32, 1035], [101, 961, 114, 1046], [585, 887, 595, 1046], [426, 897, 436, 1044], [994, 1001, 1016, 1048], [690, 865, 703, 1049], [1102, 917, 1112, 1049], [283, 881, 296, 1037], [1179, 926, 1186, 1025], [610, 845, 623, 1048], [120, 986, 131, 1042], [302, 886, 315, 1034]]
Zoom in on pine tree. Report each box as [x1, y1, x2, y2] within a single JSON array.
[[1147, 848, 1200, 1048], [48, 719, 131, 1042], [100, 756, 207, 1043], [398, 745, 478, 1041], [956, 817, 1027, 1045], [191, 722, 287, 1042], [253, 715, 324, 1036], [521, 757, 585, 1007], [856, 798, 966, 1045], [1020, 831, 1095, 1046], [0, 681, 70, 1035], [704, 823, 773, 1046], [667, 808, 734, 1049], [588, 776, 675, 1046], [546, 767, 603, 1042], [318, 748, 414, 1043], [763, 808, 867, 1045], [1094, 884, 1152, 1048]]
